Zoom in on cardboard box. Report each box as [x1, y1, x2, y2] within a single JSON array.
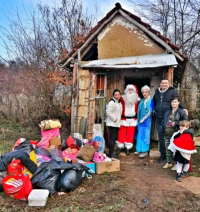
[[194, 137, 200, 147], [95, 158, 120, 174], [50, 137, 61, 146]]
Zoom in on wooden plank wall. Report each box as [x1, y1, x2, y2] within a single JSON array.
[[106, 68, 163, 101]]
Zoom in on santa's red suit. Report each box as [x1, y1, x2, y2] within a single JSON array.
[[116, 84, 140, 150]]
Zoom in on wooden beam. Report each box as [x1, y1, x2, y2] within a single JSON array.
[[86, 73, 91, 138], [75, 62, 79, 132], [81, 43, 94, 60], [71, 63, 77, 134], [167, 67, 174, 86], [78, 49, 81, 66]]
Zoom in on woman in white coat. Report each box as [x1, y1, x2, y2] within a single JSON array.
[[106, 89, 122, 159]]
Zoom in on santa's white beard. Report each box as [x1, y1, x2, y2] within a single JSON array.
[[123, 92, 139, 106]]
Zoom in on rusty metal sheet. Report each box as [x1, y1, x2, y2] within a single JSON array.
[[82, 53, 178, 69]]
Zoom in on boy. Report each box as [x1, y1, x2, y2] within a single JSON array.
[[168, 120, 196, 182], [162, 97, 187, 170]]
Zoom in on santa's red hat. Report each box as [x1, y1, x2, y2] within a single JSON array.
[[124, 84, 139, 95]]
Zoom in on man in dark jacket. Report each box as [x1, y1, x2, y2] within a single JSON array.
[[153, 79, 187, 163]]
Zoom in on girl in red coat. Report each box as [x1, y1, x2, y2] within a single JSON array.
[[168, 120, 196, 182]]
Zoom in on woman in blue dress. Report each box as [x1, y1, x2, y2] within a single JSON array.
[[134, 85, 154, 158]]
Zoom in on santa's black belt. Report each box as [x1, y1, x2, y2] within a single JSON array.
[[122, 115, 136, 119]]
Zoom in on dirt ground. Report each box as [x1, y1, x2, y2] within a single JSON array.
[[0, 151, 200, 212]]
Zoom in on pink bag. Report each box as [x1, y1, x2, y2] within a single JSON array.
[[41, 128, 60, 138], [62, 148, 78, 162], [36, 128, 60, 149], [36, 137, 51, 149], [93, 152, 106, 163]]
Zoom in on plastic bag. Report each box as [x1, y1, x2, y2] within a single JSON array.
[[73, 133, 83, 140], [14, 139, 34, 154], [36, 154, 51, 166], [72, 136, 83, 148], [77, 144, 97, 162], [31, 160, 90, 195], [49, 148, 63, 162], [57, 163, 89, 192], [29, 140, 38, 149], [12, 138, 26, 151], [62, 148, 78, 162], [41, 128, 60, 138], [91, 136, 105, 152], [61, 139, 68, 151], [7, 159, 24, 176], [39, 119, 61, 131], [66, 136, 80, 150], [35, 147, 50, 157], [31, 160, 61, 195], [36, 136, 51, 149], [12, 139, 37, 151], [3, 174, 33, 200]]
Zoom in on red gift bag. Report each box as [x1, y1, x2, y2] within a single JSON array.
[[66, 136, 80, 150], [3, 174, 33, 200]]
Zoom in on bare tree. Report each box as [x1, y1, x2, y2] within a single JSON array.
[[129, 0, 200, 65], [0, 0, 94, 126]]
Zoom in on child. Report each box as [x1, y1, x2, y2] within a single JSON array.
[[168, 120, 196, 182], [162, 97, 187, 170]]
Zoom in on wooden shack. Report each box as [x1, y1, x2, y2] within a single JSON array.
[[59, 3, 187, 140]]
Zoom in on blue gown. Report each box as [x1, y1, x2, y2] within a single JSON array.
[[136, 98, 154, 152]]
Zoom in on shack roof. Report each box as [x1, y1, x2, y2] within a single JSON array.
[[59, 2, 187, 68]]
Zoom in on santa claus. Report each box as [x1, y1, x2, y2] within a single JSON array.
[[116, 84, 141, 155]]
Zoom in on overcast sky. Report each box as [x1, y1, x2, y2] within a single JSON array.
[[0, 0, 136, 60]]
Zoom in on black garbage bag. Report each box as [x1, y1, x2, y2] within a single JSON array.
[[14, 139, 34, 154], [72, 136, 83, 148], [35, 147, 50, 157], [52, 161, 89, 171], [61, 139, 68, 151], [57, 163, 90, 192], [31, 160, 90, 195], [31, 160, 61, 195], [49, 148, 63, 162]]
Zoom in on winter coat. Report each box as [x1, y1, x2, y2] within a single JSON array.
[[0, 150, 37, 174], [153, 86, 185, 118], [168, 129, 196, 160], [106, 98, 122, 128], [162, 108, 188, 133]]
